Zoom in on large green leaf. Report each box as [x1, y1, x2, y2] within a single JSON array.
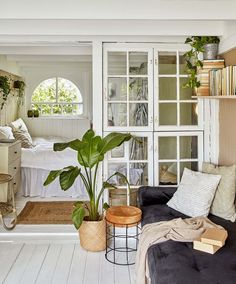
[[44, 169, 63, 186], [54, 139, 85, 152], [43, 166, 74, 186], [59, 167, 81, 190], [77, 129, 103, 168], [72, 206, 85, 229], [98, 132, 132, 155]]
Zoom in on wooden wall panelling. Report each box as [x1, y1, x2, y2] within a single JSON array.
[[218, 100, 236, 165], [217, 48, 236, 165], [24, 117, 90, 139], [220, 48, 236, 66]]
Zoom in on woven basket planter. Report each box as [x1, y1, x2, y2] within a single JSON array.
[[79, 219, 106, 252]]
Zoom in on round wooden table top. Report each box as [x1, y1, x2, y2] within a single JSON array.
[[106, 206, 142, 225], [0, 173, 13, 185]]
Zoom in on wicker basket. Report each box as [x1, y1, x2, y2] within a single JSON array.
[[79, 219, 106, 252], [109, 186, 139, 207]]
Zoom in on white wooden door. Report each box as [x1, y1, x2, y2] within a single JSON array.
[[154, 131, 204, 186], [103, 132, 154, 186], [103, 46, 153, 132], [153, 47, 204, 131]]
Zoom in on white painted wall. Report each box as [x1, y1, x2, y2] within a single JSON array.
[[0, 55, 21, 76], [18, 59, 92, 138]]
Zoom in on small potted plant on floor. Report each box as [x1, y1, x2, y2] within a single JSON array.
[[44, 129, 132, 252]]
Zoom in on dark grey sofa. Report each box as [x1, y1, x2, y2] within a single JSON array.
[[138, 186, 236, 284]]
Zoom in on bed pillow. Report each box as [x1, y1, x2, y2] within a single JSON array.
[[167, 168, 221, 217], [202, 162, 236, 222], [12, 129, 34, 148], [10, 118, 28, 132], [0, 126, 14, 139]]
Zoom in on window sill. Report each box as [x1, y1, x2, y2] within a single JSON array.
[[24, 116, 89, 120]]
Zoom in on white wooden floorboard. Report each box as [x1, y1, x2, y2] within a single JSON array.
[[35, 244, 62, 284], [3, 244, 37, 284], [99, 253, 115, 284], [83, 251, 102, 284], [67, 244, 87, 284], [0, 243, 23, 283], [18, 244, 49, 284], [128, 264, 136, 284], [51, 244, 75, 284], [114, 263, 131, 284]]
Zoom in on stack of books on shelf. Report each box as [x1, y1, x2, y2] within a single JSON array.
[[209, 65, 236, 96], [197, 59, 225, 96], [193, 228, 228, 254]]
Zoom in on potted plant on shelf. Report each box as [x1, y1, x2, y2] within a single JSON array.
[[183, 36, 220, 89], [202, 36, 220, 60], [14, 80, 26, 106], [44, 129, 132, 252]]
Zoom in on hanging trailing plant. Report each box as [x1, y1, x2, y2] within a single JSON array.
[[183, 36, 220, 89], [0, 76, 11, 109], [14, 80, 26, 106], [183, 37, 205, 89]]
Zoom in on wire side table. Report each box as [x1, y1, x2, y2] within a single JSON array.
[[105, 206, 142, 265], [0, 173, 17, 230]]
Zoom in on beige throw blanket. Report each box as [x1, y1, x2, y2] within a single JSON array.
[[135, 217, 223, 284]]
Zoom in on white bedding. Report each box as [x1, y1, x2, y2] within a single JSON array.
[[21, 136, 78, 170], [20, 136, 86, 198]]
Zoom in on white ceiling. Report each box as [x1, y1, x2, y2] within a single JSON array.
[[0, 0, 235, 20], [0, 1, 235, 54]]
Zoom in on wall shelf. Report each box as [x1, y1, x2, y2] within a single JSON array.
[[192, 96, 236, 99]]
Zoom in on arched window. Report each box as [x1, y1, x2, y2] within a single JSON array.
[[31, 77, 83, 116]]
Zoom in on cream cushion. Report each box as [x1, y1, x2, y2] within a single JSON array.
[[202, 162, 236, 222], [10, 118, 34, 148], [167, 168, 221, 217], [0, 126, 14, 139], [10, 118, 28, 132], [12, 129, 34, 148]]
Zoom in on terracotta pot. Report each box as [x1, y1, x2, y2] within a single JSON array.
[[79, 219, 106, 252]]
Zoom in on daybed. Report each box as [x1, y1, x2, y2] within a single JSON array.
[[138, 186, 236, 284]]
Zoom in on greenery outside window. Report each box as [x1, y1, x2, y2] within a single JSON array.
[[31, 77, 83, 116]]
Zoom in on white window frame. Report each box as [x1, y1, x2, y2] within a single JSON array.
[[31, 77, 84, 117], [154, 46, 204, 131], [103, 46, 154, 132], [103, 132, 154, 186], [154, 131, 204, 186]]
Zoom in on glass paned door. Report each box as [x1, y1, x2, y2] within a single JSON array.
[[104, 132, 153, 187], [104, 48, 153, 131], [154, 132, 203, 185], [154, 50, 202, 130]]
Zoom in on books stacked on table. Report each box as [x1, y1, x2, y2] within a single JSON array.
[[209, 66, 236, 96], [193, 228, 228, 254], [197, 59, 225, 96]]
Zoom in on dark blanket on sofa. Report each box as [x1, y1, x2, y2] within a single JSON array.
[[138, 186, 236, 284]]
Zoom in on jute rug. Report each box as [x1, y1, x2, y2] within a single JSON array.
[[16, 201, 75, 224]]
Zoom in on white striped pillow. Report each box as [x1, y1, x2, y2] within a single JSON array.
[[13, 129, 34, 148], [167, 168, 221, 217]]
